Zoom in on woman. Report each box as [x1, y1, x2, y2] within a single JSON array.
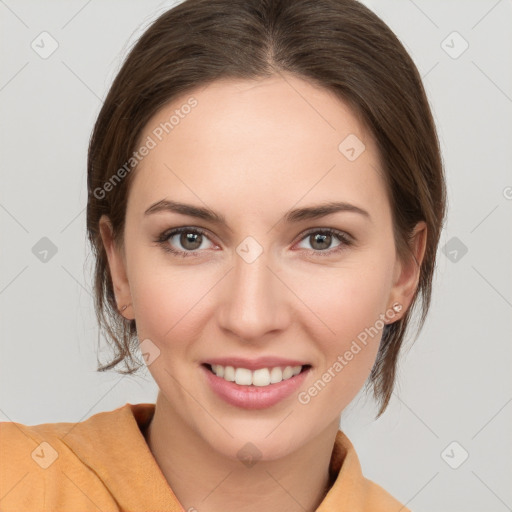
[[0, 0, 446, 510]]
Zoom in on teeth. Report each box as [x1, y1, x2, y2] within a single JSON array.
[[282, 366, 293, 379], [270, 367, 282, 383], [209, 364, 303, 387], [235, 368, 252, 385], [253, 368, 270, 387], [292, 365, 302, 376], [224, 366, 235, 382]]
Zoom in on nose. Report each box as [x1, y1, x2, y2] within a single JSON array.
[[217, 246, 291, 343]]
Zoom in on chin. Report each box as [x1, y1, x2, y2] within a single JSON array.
[[195, 413, 324, 464]]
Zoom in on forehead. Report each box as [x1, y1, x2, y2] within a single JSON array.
[[128, 74, 389, 224]]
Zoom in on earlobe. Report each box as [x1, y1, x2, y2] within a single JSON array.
[[388, 221, 427, 320], [99, 215, 134, 319]]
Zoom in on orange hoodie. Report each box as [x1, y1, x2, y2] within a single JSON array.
[[0, 403, 410, 511]]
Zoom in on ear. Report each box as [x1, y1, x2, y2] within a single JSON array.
[[387, 221, 427, 321], [99, 215, 134, 320]]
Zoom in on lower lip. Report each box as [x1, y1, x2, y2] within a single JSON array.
[[201, 365, 310, 410]]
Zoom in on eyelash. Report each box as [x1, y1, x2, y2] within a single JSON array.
[[155, 226, 353, 258]]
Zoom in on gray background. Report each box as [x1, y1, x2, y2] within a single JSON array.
[[1, 1, 511, 511]]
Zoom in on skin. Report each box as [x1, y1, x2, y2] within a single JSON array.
[[99, 73, 426, 512]]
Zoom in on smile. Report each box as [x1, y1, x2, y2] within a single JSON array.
[[201, 360, 312, 409], [207, 363, 307, 387]]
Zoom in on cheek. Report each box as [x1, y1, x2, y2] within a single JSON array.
[[129, 257, 216, 349], [292, 256, 394, 402], [293, 256, 394, 342]]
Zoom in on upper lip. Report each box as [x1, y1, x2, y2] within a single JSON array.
[[203, 356, 309, 371]]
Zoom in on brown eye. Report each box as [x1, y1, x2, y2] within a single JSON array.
[[179, 231, 203, 250], [157, 227, 215, 257], [296, 228, 353, 256], [309, 232, 332, 251]]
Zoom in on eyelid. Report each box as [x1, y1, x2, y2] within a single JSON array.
[[292, 227, 354, 255], [157, 226, 219, 249], [295, 226, 354, 244], [156, 225, 354, 257]]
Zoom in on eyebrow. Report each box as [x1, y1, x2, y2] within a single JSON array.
[[144, 199, 371, 226]]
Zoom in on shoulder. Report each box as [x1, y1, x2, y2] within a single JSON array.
[[0, 417, 71, 476], [361, 476, 411, 512], [324, 430, 411, 512], [0, 408, 132, 511]]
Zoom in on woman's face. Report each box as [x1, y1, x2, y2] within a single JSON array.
[[101, 74, 422, 461]]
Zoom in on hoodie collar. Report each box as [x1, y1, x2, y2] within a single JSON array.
[[62, 402, 378, 511]]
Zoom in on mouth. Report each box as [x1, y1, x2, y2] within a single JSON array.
[[200, 360, 312, 410], [202, 363, 312, 387]]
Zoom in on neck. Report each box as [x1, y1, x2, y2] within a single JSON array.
[[145, 392, 340, 512]]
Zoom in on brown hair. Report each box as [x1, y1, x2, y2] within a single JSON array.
[[86, 0, 447, 417]]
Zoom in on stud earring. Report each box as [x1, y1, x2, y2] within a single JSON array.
[[392, 302, 403, 313], [120, 303, 132, 312]]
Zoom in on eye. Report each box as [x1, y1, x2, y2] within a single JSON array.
[[156, 226, 353, 258], [156, 227, 216, 257], [295, 228, 353, 256]]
